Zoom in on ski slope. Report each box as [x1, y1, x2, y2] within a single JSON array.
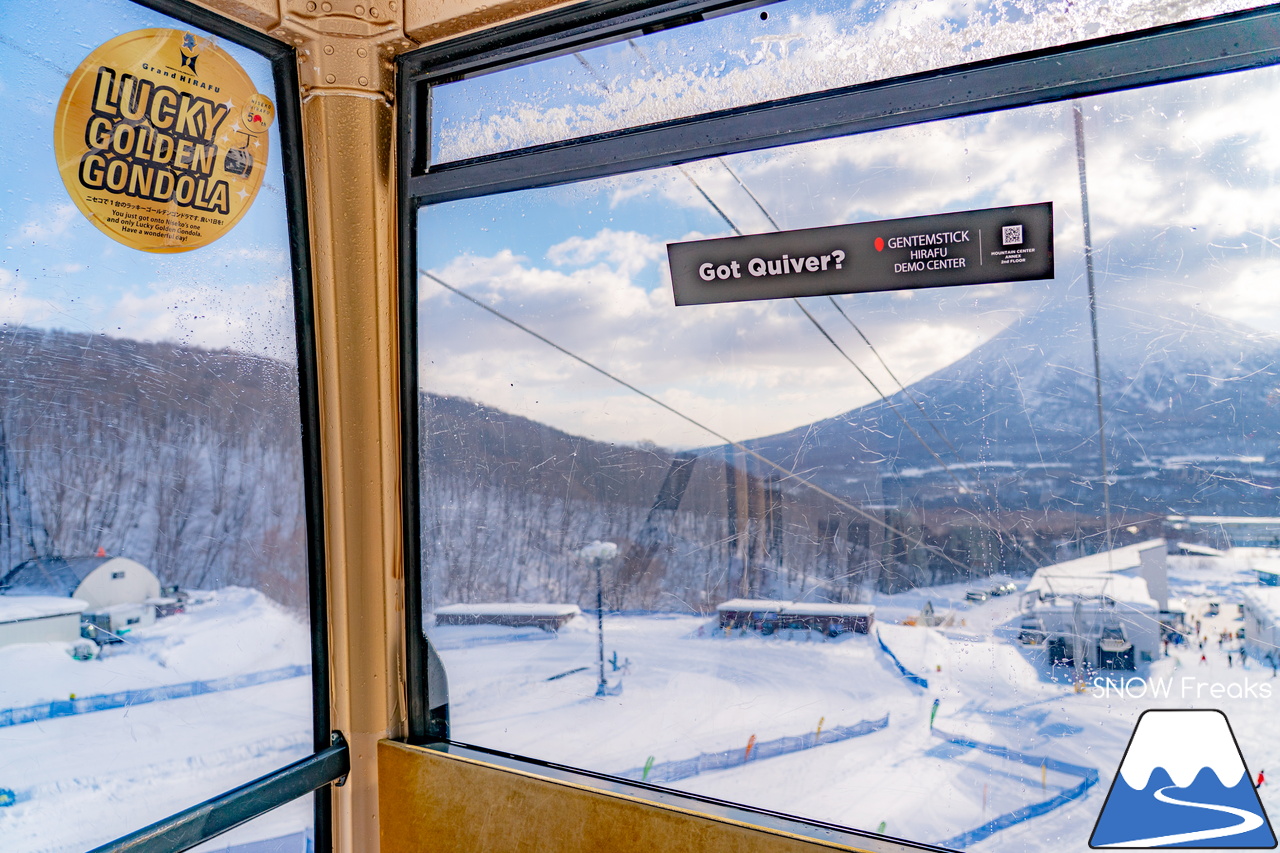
[[6, 554, 1280, 852], [435, 559, 1280, 851], [0, 589, 313, 853]]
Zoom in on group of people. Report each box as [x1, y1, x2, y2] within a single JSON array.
[[1196, 634, 1250, 667]]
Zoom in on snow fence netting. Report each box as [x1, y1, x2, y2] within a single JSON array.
[[932, 728, 1099, 848], [0, 664, 311, 727], [875, 629, 929, 688], [618, 713, 890, 784]]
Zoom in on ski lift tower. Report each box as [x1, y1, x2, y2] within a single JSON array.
[[1038, 574, 1119, 686]]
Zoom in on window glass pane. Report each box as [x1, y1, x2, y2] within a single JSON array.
[[418, 63, 1280, 851], [430, 0, 1261, 163], [189, 804, 314, 852], [0, 2, 314, 850]]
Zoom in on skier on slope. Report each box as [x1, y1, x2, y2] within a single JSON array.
[[1257, 769, 1266, 789]]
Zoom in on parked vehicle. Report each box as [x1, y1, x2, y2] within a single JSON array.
[[1019, 616, 1046, 645]]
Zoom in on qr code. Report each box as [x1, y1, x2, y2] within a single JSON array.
[[1002, 225, 1024, 246]]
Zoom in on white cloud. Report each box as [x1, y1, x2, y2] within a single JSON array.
[[546, 229, 667, 277], [96, 246, 296, 361], [417, 236, 1018, 448], [17, 203, 78, 244], [418, 54, 1280, 450], [0, 268, 60, 326], [1177, 256, 1280, 333]]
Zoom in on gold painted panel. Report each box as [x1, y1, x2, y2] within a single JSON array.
[[378, 740, 877, 853]]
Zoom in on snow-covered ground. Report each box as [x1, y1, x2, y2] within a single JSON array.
[[434, 555, 1280, 851], [0, 588, 313, 853], [7, 554, 1280, 852]]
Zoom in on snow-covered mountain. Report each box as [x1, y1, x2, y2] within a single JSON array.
[[743, 301, 1280, 516], [1120, 710, 1246, 790]]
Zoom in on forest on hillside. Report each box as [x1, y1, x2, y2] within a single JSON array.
[[414, 392, 1080, 613], [0, 325, 1105, 618], [0, 326, 310, 608]]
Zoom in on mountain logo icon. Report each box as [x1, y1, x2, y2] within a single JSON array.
[[1090, 710, 1276, 848]]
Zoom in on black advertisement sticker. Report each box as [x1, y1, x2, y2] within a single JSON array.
[[667, 202, 1054, 305]]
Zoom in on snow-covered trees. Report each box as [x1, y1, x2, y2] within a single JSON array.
[[0, 326, 308, 608]]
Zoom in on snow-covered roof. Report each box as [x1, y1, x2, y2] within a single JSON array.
[[715, 600, 873, 616], [1242, 587, 1280, 625], [1029, 573, 1162, 607], [780, 603, 874, 617], [1168, 516, 1280, 525], [1173, 542, 1227, 557], [0, 556, 113, 597], [1026, 540, 1166, 603], [1028, 573, 1157, 607], [1235, 547, 1280, 559], [0, 595, 88, 622], [434, 603, 581, 617], [716, 599, 790, 612], [1032, 539, 1164, 580]]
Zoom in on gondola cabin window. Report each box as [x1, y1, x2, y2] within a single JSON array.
[[406, 3, 1280, 850], [0, 1, 318, 850]]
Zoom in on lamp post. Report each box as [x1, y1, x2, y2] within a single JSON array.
[[578, 540, 618, 696]]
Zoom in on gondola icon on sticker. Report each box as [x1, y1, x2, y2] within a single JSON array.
[[1090, 710, 1276, 848], [224, 146, 252, 178]]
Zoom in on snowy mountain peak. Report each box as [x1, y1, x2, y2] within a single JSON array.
[[1119, 710, 1246, 790]]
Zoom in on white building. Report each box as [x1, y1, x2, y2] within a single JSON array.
[[1241, 587, 1280, 665], [0, 596, 88, 650], [0, 556, 161, 639], [1021, 540, 1167, 670]]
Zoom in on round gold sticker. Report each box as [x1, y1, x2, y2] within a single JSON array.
[[53, 29, 274, 253]]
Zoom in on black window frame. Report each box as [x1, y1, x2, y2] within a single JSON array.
[[61, 0, 338, 849], [398, 1, 1280, 847]]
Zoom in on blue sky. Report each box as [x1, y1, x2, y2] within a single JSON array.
[[418, 59, 1280, 449], [0, 0, 297, 361], [3, 0, 1279, 450]]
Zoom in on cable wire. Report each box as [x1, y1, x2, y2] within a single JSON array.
[[680, 167, 982, 497], [420, 268, 972, 573]]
